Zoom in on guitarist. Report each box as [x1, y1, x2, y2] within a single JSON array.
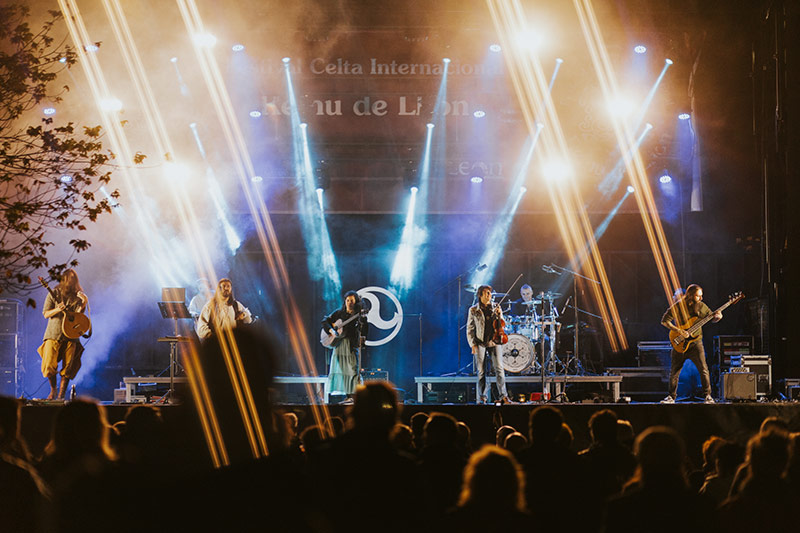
[[37, 269, 89, 400], [322, 290, 368, 403], [660, 284, 721, 404]]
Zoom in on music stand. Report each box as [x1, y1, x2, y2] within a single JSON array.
[[157, 301, 191, 404]]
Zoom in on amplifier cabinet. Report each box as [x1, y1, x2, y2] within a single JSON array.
[[720, 372, 757, 401], [740, 355, 771, 398]]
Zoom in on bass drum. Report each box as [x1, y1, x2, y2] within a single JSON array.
[[502, 333, 534, 373]]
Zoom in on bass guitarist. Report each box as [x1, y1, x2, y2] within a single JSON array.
[[660, 284, 721, 404], [322, 290, 368, 403], [37, 269, 90, 400]]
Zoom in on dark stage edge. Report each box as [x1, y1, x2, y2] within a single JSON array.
[[20, 402, 800, 467]]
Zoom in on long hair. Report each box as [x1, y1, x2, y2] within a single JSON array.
[[340, 290, 362, 313], [473, 285, 493, 306], [56, 268, 82, 301]]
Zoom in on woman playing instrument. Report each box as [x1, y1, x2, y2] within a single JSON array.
[[322, 290, 369, 403], [466, 285, 511, 404], [37, 269, 89, 400]]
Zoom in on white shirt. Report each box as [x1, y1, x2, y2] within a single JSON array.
[[196, 298, 253, 339]]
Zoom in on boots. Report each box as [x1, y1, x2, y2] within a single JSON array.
[[57, 378, 70, 400], [46, 376, 58, 400]]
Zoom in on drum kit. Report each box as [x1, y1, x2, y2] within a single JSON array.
[[465, 285, 564, 375]]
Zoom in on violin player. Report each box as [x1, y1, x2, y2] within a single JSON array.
[[466, 284, 512, 404]]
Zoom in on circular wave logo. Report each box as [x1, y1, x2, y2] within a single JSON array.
[[357, 286, 403, 347]]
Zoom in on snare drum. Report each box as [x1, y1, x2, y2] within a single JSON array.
[[502, 334, 535, 373]]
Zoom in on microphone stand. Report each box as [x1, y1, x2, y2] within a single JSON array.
[[549, 264, 600, 388]]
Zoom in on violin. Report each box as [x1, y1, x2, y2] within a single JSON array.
[[491, 304, 508, 345]]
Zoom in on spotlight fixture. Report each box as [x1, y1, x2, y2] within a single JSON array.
[[678, 113, 691, 120], [634, 45, 647, 54], [410, 186, 419, 193], [59, 57, 67, 63], [59, 174, 73, 184], [665, 58, 674, 65], [282, 57, 291, 64], [426, 123, 435, 129], [251, 175, 263, 183], [470, 165, 486, 183], [403, 166, 420, 190], [555, 57, 564, 64], [232, 44, 245, 52], [84, 44, 99, 53], [300, 122, 308, 129], [627, 185, 635, 193], [43, 107, 56, 115], [659, 174, 672, 184], [170, 57, 178, 63], [473, 110, 486, 118], [249, 110, 262, 118], [471, 176, 484, 184], [443, 57, 451, 64], [489, 44, 501, 52]]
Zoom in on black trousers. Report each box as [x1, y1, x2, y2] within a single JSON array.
[[668, 340, 712, 398]]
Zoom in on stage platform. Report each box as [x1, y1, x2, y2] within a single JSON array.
[[414, 374, 623, 403]]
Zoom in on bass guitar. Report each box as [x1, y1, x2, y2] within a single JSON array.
[[38, 276, 92, 340], [320, 310, 366, 348], [669, 291, 744, 353]]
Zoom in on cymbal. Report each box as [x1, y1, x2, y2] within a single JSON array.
[[492, 292, 507, 299], [539, 291, 562, 300], [464, 284, 477, 293], [519, 299, 543, 306]]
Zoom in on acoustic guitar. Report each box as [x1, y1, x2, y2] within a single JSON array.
[[320, 310, 366, 348], [668, 291, 744, 353], [38, 276, 92, 339]]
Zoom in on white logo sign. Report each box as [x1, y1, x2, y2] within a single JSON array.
[[357, 286, 403, 347]]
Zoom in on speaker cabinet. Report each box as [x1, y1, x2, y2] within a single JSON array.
[[720, 372, 756, 401]]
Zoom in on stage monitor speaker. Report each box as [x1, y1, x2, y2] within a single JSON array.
[[0, 300, 21, 334], [720, 372, 756, 401]]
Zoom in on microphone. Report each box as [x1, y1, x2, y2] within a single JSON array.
[[477, 263, 488, 271], [561, 295, 572, 315]]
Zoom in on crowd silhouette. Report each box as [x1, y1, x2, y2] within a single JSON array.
[[1, 328, 797, 532]]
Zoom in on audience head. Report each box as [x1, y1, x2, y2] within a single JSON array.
[[283, 412, 299, 434], [634, 426, 686, 487], [458, 445, 526, 511], [528, 406, 564, 443], [759, 416, 789, 435], [701, 435, 726, 472], [330, 416, 345, 437], [504, 432, 528, 454], [715, 441, 745, 477], [556, 422, 574, 450], [423, 412, 458, 447], [47, 398, 114, 460], [588, 409, 619, 445], [745, 431, 789, 482], [617, 419, 635, 450], [496, 425, 516, 447], [0, 396, 21, 447], [456, 421, 472, 454], [300, 425, 325, 453], [389, 424, 414, 453], [410, 412, 429, 445], [351, 381, 399, 438]]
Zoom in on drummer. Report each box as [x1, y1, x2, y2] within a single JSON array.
[[511, 284, 538, 317]]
